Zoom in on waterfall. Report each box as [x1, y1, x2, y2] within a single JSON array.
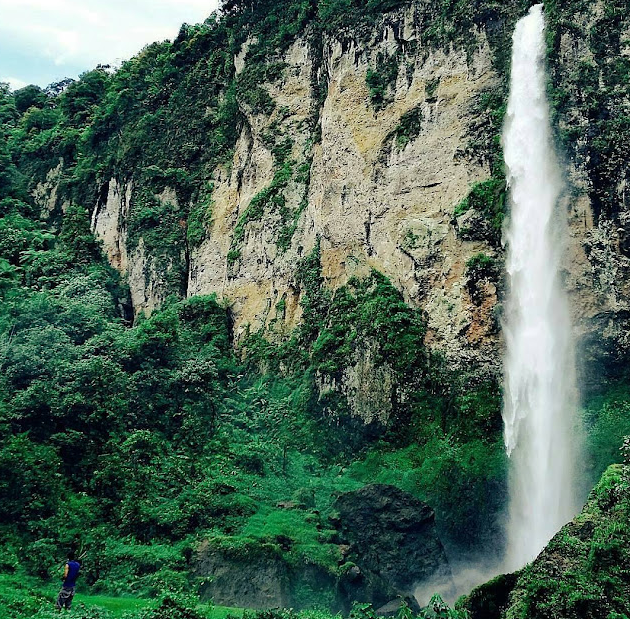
[[501, 3, 582, 571]]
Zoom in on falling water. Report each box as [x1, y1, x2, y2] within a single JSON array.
[[502, 4, 582, 571]]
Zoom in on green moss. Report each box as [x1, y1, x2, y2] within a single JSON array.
[[393, 106, 423, 149], [465, 464, 630, 618], [187, 183, 215, 248], [425, 78, 439, 103], [366, 52, 401, 110], [466, 253, 498, 281], [228, 163, 293, 269], [455, 178, 506, 244]]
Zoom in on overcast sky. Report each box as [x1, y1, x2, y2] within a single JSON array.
[[0, 0, 220, 90]]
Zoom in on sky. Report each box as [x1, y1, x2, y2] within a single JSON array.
[[0, 0, 220, 90]]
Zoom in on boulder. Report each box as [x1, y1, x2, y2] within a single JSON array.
[[333, 484, 454, 609], [195, 544, 290, 609], [195, 541, 338, 610], [195, 485, 452, 612]]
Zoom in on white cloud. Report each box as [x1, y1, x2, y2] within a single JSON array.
[[1, 76, 28, 91], [0, 0, 221, 85]]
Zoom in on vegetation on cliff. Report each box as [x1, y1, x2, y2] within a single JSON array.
[[0, 186, 507, 597]]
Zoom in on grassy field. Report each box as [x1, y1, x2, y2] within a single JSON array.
[[71, 594, 150, 616], [0, 572, 244, 618], [77, 594, 243, 618]]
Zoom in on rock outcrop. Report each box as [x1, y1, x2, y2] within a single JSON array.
[[195, 544, 293, 609], [333, 484, 453, 609], [461, 464, 630, 619], [195, 484, 451, 612]]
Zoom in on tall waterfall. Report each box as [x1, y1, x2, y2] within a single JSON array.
[[502, 4, 582, 570]]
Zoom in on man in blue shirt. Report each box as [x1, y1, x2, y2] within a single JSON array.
[[56, 551, 80, 611]]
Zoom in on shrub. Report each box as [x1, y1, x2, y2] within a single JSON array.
[[366, 52, 400, 109]]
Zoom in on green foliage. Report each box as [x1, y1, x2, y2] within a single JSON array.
[[366, 52, 400, 110], [58, 69, 111, 127], [346, 599, 467, 619], [228, 163, 293, 268], [466, 253, 498, 283], [393, 106, 423, 149], [454, 179, 506, 245], [0, 572, 248, 618], [59, 203, 103, 265], [495, 464, 630, 619], [583, 382, 630, 481], [236, 62, 284, 115], [13, 85, 49, 114], [0, 435, 62, 527], [419, 594, 469, 618], [127, 185, 187, 295]]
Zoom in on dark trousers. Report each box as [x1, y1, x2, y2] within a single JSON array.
[[56, 586, 75, 609]]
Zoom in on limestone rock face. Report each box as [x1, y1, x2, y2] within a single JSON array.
[[90, 179, 183, 316], [549, 1, 630, 381], [81, 5, 630, 391], [91, 179, 130, 274], [124, 17, 501, 369], [33, 160, 64, 216]]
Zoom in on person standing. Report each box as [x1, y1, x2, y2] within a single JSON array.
[[56, 551, 81, 611]]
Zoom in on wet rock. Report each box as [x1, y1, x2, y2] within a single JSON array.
[[196, 545, 290, 609], [333, 484, 453, 609], [376, 596, 421, 616]]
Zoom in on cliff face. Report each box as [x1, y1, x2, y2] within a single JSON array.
[[90, 13, 502, 372], [37, 1, 630, 385], [548, 0, 630, 378]]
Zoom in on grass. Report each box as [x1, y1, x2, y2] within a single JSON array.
[[0, 572, 243, 618], [77, 594, 151, 616]]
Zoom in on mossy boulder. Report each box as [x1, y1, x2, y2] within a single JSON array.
[[333, 484, 453, 609], [461, 464, 630, 619]]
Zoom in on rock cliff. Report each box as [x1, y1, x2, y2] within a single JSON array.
[[195, 484, 450, 611], [91, 15, 504, 374], [35, 0, 630, 393]]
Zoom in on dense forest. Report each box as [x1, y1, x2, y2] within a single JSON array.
[[2, 0, 630, 617]]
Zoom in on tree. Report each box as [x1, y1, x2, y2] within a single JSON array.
[[13, 85, 48, 114]]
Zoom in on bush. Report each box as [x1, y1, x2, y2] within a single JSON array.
[[465, 253, 498, 284], [366, 52, 400, 109]]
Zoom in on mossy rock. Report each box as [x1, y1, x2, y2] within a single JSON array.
[[462, 465, 630, 619]]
